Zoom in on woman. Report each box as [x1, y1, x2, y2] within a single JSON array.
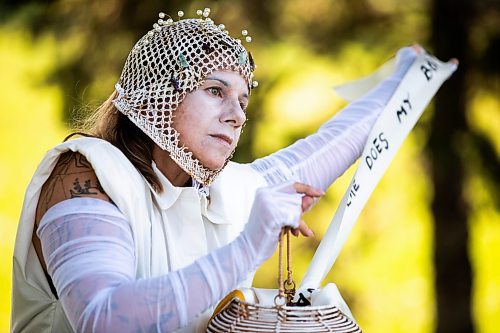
[[12, 10, 420, 333]]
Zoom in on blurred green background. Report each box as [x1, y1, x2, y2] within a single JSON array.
[[0, 0, 498, 332]]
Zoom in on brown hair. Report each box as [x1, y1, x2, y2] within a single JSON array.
[[75, 91, 163, 192]]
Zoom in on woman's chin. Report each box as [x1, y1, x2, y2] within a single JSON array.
[[198, 156, 227, 171], [197, 146, 235, 170], [205, 161, 226, 171]]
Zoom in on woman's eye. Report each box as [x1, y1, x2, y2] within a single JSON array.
[[208, 87, 221, 96]]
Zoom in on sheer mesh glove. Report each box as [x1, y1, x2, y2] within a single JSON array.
[[240, 181, 303, 269]]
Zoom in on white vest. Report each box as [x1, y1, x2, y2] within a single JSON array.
[[11, 137, 267, 332]]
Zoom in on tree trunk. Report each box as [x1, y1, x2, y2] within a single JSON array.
[[429, 0, 474, 331]]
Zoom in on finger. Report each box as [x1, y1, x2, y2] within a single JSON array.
[[297, 220, 314, 237], [411, 43, 423, 54], [449, 58, 459, 65], [302, 195, 316, 213], [291, 228, 300, 237], [293, 183, 324, 197]]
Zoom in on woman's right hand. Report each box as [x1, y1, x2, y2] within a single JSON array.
[[242, 181, 323, 267]]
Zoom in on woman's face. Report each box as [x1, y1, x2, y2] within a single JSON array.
[[173, 70, 249, 170]]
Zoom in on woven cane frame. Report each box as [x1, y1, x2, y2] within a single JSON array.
[[206, 299, 361, 332], [207, 229, 362, 332]]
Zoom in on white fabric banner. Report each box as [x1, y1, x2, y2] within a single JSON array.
[[296, 50, 457, 300]]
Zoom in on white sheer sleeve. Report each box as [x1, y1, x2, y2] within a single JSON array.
[[250, 47, 418, 191], [38, 182, 303, 332]]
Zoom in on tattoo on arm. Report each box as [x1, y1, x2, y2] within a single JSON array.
[[71, 178, 101, 197], [37, 152, 112, 219], [33, 151, 112, 295]]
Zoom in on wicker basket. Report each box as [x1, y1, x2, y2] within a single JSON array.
[[207, 229, 362, 332], [207, 298, 361, 332]]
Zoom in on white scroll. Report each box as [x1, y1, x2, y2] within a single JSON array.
[[295, 50, 457, 301]]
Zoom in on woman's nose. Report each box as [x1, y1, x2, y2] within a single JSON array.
[[221, 99, 246, 128]]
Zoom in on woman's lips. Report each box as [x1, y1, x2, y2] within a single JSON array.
[[210, 134, 233, 146]]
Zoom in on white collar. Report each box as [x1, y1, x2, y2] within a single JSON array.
[[149, 162, 232, 225]]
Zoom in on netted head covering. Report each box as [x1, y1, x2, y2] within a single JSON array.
[[113, 11, 256, 186]]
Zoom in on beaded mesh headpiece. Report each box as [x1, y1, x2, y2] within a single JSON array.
[[113, 9, 257, 186]]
